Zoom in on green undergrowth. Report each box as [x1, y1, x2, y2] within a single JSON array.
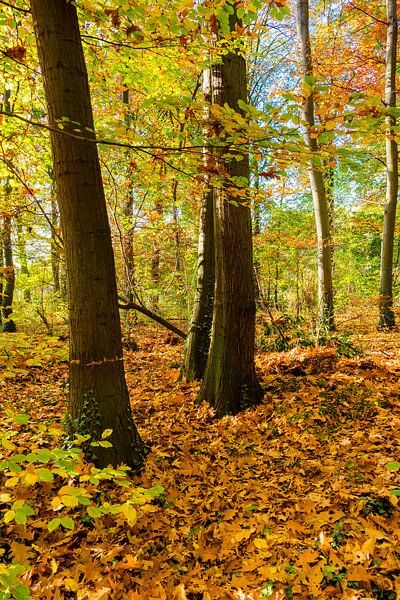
[[257, 315, 362, 357], [0, 412, 164, 599], [0, 334, 68, 381]]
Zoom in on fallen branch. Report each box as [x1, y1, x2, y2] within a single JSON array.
[[118, 297, 187, 339]]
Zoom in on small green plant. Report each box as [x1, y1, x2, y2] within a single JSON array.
[[0, 412, 164, 597], [0, 561, 30, 600]]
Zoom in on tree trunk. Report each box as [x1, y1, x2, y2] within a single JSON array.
[[296, 0, 334, 330], [2, 209, 15, 322], [31, 0, 146, 469], [16, 219, 31, 303], [122, 88, 136, 305], [49, 171, 61, 296], [182, 67, 215, 382], [198, 11, 264, 416], [150, 199, 163, 312], [379, 0, 398, 329], [182, 187, 215, 381]]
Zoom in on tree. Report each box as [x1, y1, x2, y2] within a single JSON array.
[[197, 7, 264, 416], [378, 0, 398, 329], [182, 67, 215, 382], [31, 0, 146, 469], [296, 0, 335, 330], [1, 203, 15, 330]]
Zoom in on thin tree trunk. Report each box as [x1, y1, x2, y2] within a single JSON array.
[[198, 11, 264, 416], [16, 219, 31, 303], [122, 88, 136, 304], [296, 0, 334, 330], [2, 209, 15, 323], [31, 0, 146, 469], [49, 175, 61, 296], [182, 66, 215, 382], [151, 199, 163, 312], [379, 0, 398, 329]]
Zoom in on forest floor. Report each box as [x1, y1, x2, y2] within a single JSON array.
[[1, 310, 400, 599]]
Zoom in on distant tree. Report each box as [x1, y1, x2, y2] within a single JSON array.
[[1, 206, 15, 331], [379, 0, 398, 329], [31, 0, 146, 469], [296, 0, 335, 329]]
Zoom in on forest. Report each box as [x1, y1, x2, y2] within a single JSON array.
[[0, 0, 400, 598]]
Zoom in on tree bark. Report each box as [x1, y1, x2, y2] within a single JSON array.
[[121, 88, 136, 305], [150, 199, 163, 312], [2, 209, 15, 322], [198, 10, 264, 416], [296, 0, 335, 330], [379, 0, 398, 329], [16, 219, 31, 303], [182, 67, 215, 382], [31, 0, 146, 469], [48, 171, 61, 296]]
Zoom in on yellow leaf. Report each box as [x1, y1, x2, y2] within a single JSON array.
[[51, 496, 64, 510], [24, 472, 38, 486], [51, 558, 58, 574], [122, 504, 137, 527], [4, 510, 15, 523], [253, 537, 269, 549], [325, 120, 336, 131], [64, 578, 79, 592], [5, 477, 19, 488], [63, 495, 78, 507]]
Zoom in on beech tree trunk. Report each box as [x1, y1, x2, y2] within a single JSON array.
[[48, 170, 61, 296], [198, 11, 264, 416], [379, 0, 398, 329], [2, 209, 15, 322], [122, 88, 136, 305], [296, 0, 335, 330], [182, 67, 215, 382], [16, 220, 31, 303], [31, 0, 146, 469]]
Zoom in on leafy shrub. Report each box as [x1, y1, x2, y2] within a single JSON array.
[[0, 412, 164, 598]]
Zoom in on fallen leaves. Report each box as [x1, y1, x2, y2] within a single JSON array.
[[1, 325, 400, 597]]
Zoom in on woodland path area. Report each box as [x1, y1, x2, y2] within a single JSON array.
[[1, 311, 400, 599]]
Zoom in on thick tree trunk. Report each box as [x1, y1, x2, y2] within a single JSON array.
[[296, 0, 334, 330], [198, 12, 264, 416], [379, 0, 398, 329], [182, 67, 215, 382], [31, 0, 146, 469]]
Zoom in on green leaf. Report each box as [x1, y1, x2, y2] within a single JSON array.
[[77, 496, 91, 506], [13, 414, 30, 425], [391, 489, 400, 496], [60, 517, 74, 530], [48, 518, 61, 532], [11, 584, 30, 600], [37, 468, 54, 482], [87, 506, 102, 518], [386, 462, 400, 470], [98, 440, 112, 448]]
